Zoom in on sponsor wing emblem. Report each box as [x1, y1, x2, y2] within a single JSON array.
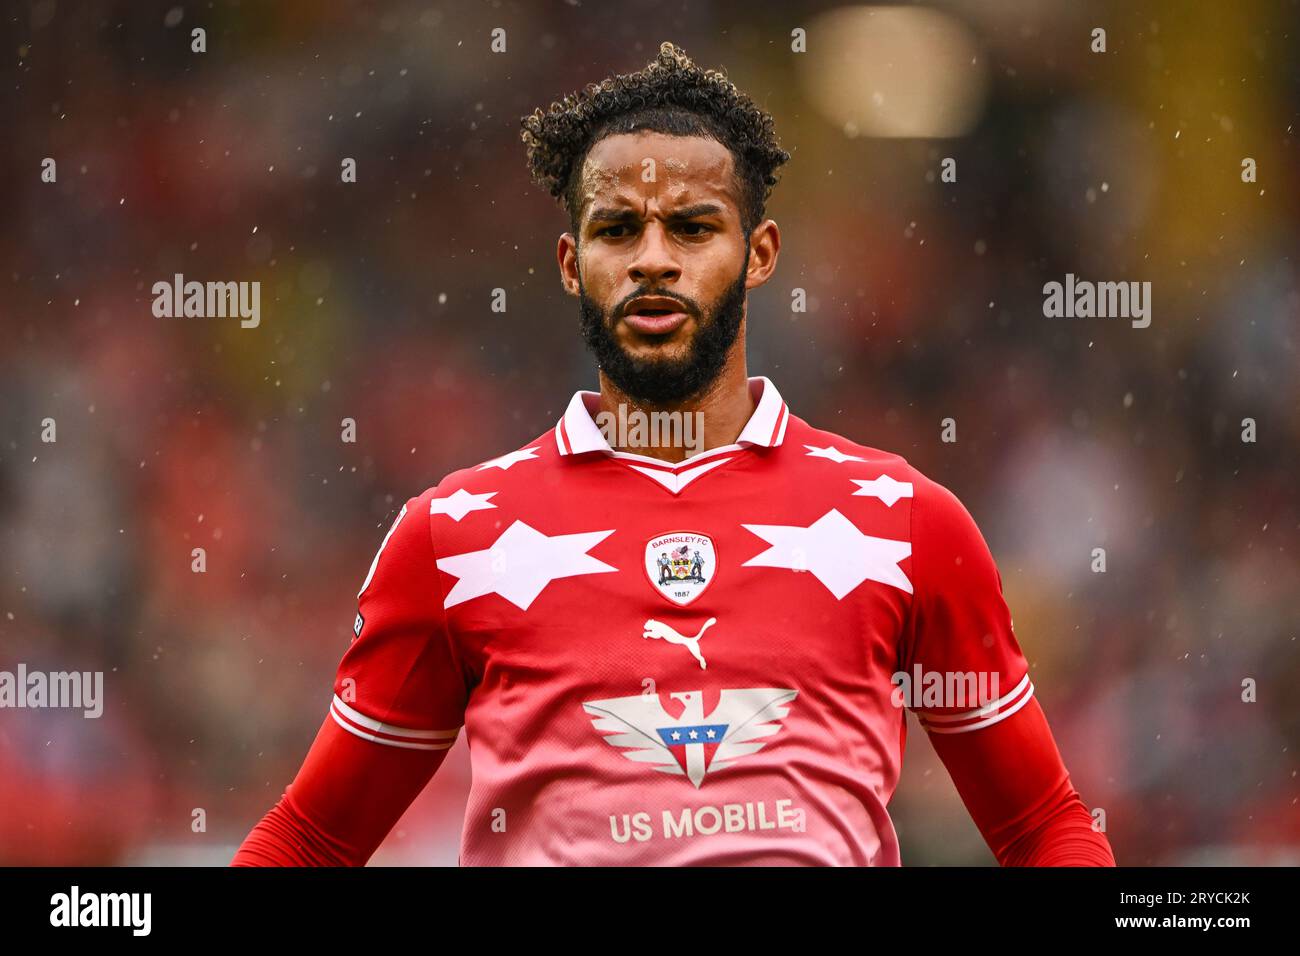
[[583, 687, 797, 788]]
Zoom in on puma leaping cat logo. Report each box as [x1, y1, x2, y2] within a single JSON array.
[[642, 618, 717, 670]]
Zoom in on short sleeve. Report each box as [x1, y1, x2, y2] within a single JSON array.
[[329, 490, 470, 751], [897, 474, 1034, 735]]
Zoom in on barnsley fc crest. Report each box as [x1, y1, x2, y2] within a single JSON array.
[[645, 531, 716, 606]]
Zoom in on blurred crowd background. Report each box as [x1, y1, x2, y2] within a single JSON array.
[[2, 0, 1297, 865]]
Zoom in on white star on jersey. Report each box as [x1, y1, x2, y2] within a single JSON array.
[[436, 520, 616, 610], [477, 446, 540, 471], [805, 444, 866, 464], [429, 488, 498, 521], [850, 475, 914, 507], [741, 508, 913, 599]]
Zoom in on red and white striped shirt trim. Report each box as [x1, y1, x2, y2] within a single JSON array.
[[915, 673, 1035, 734], [330, 695, 460, 751]]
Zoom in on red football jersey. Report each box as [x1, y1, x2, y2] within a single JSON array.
[[331, 376, 1035, 865]]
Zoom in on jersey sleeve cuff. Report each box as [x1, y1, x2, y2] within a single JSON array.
[[329, 694, 461, 751], [915, 673, 1035, 734]]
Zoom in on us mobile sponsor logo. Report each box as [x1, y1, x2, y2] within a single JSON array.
[[0, 664, 103, 718], [611, 797, 807, 844], [50, 886, 151, 936], [584, 687, 797, 788]]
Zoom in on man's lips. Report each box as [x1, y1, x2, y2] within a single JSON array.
[[622, 309, 690, 335]]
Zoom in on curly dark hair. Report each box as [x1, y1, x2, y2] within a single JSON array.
[[520, 41, 790, 238]]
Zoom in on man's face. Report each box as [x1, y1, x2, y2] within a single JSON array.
[[562, 131, 754, 404]]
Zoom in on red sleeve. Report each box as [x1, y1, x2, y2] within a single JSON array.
[[927, 698, 1115, 866], [233, 490, 471, 866], [900, 474, 1114, 867], [232, 716, 444, 866]]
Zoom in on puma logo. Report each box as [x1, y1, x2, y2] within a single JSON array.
[[642, 617, 716, 670]]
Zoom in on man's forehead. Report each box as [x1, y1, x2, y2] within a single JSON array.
[[577, 132, 737, 217]]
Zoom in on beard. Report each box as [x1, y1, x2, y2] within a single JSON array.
[[577, 253, 749, 404]]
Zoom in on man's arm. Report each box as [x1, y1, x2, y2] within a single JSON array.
[[925, 697, 1114, 866], [901, 472, 1114, 866], [232, 716, 446, 866], [234, 490, 470, 866]]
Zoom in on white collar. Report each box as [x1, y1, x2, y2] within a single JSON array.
[[554, 375, 790, 465]]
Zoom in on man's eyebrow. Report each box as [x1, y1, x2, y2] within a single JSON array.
[[586, 202, 726, 225]]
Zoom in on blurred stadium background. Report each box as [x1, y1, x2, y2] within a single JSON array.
[[2, 0, 1297, 865]]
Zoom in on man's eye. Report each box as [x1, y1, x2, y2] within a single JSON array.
[[596, 222, 709, 238]]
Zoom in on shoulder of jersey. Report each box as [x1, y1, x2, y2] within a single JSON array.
[[789, 415, 981, 537], [785, 415, 935, 489], [403, 426, 560, 523]]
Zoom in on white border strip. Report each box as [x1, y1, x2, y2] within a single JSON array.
[[330, 695, 460, 750]]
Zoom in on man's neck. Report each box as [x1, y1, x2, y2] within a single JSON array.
[[597, 355, 755, 464]]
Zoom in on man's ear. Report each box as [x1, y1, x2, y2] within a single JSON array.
[[557, 232, 580, 297]]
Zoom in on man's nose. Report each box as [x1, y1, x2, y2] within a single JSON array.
[[627, 223, 682, 286]]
